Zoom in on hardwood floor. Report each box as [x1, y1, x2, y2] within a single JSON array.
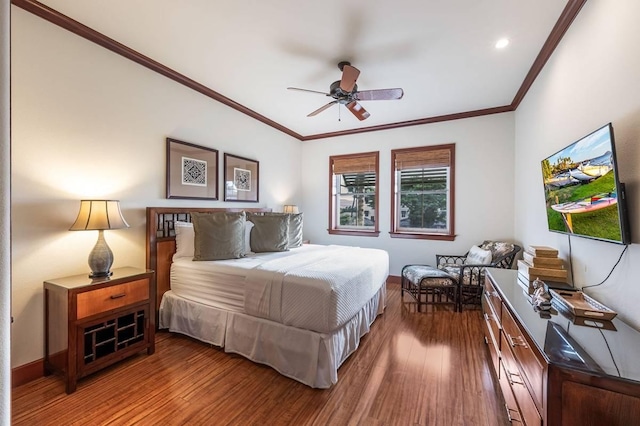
[[13, 283, 508, 425]]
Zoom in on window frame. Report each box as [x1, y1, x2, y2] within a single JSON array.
[[390, 144, 456, 241], [328, 151, 380, 237]]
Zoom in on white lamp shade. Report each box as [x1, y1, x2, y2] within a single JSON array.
[[69, 200, 129, 231], [283, 205, 299, 214]]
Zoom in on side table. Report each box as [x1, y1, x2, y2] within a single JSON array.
[[44, 267, 155, 393]]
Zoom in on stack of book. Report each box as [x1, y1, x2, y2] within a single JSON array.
[[517, 245, 568, 293]]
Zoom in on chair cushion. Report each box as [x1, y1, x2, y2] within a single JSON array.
[[403, 265, 457, 287], [465, 245, 492, 265], [480, 241, 515, 260], [440, 264, 485, 286]]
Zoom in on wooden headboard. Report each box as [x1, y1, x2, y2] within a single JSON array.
[[145, 207, 271, 311]]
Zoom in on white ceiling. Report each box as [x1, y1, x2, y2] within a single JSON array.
[[35, 0, 571, 138]]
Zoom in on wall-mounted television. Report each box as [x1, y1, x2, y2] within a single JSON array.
[[541, 123, 630, 245]]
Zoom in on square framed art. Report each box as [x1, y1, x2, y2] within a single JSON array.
[[224, 153, 259, 202], [166, 138, 218, 200]]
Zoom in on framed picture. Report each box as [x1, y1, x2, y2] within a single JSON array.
[[166, 138, 219, 200], [224, 153, 259, 202]]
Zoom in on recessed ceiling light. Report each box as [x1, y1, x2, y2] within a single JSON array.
[[495, 38, 510, 49]]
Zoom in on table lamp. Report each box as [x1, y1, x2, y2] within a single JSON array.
[[283, 205, 299, 214], [69, 200, 129, 278]]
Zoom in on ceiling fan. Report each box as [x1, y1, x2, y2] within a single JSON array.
[[287, 61, 404, 121]]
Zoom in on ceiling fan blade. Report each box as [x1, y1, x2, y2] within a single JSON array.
[[354, 88, 404, 101], [307, 100, 338, 117], [340, 65, 360, 92], [287, 87, 330, 96], [346, 101, 370, 121]]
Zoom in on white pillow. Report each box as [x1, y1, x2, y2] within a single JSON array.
[[173, 220, 254, 260], [465, 245, 492, 265], [174, 221, 195, 259]]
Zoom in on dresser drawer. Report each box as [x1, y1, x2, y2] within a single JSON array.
[[482, 293, 501, 347], [498, 358, 523, 424], [77, 278, 149, 319], [482, 296, 500, 373], [483, 276, 502, 320], [501, 333, 542, 426], [502, 303, 545, 411]]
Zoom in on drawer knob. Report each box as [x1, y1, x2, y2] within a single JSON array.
[[110, 293, 126, 299]]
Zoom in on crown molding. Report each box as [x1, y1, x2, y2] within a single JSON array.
[[12, 0, 588, 141], [301, 105, 514, 141], [11, 0, 304, 141], [511, 0, 588, 109]]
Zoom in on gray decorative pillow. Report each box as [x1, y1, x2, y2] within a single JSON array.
[[287, 213, 304, 248], [250, 212, 303, 248], [248, 214, 290, 252], [191, 212, 246, 260]]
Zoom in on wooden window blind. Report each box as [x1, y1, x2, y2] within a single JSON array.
[[332, 152, 378, 174], [394, 147, 451, 170]]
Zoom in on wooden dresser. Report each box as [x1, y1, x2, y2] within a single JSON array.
[[482, 268, 640, 425], [44, 267, 155, 393]]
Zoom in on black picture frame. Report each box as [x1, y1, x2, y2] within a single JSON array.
[[224, 153, 259, 202], [166, 138, 218, 200]]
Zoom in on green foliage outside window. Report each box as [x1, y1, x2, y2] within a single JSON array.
[[398, 168, 448, 230]]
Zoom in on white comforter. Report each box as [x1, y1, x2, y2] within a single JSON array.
[[243, 245, 389, 333]]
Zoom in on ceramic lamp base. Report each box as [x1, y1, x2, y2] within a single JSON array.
[[88, 230, 114, 278]]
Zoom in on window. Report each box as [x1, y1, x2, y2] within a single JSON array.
[[329, 151, 380, 236], [391, 144, 455, 240]]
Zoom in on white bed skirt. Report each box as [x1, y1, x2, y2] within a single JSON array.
[[159, 283, 386, 388]]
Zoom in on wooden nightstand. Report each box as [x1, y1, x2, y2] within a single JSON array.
[[44, 267, 155, 393]]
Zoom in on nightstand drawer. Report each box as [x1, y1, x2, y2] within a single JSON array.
[[77, 278, 149, 319]]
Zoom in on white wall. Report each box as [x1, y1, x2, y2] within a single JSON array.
[[1, 0, 12, 421], [301, 112, 516, 276], [10, 8, 301, 367], [514, 0, 640, 329]]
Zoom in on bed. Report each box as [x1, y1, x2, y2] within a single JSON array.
[[145, 207, 389, 388]]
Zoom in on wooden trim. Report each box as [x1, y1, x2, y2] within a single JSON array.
[[327, 158, 333, 237], [389, 232, 456, 241], [10, 0, 304, 141], [302, 106, 513, 141], [387, 275, 401, 285], [12, 0, 586, 141], [328, 230, 381, 237], [390, 143, 456, 240], [12, 358, 44, 388], [510, 0, 588, 109], [328, 151, 380, 236]]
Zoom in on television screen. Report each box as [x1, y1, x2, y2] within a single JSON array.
[[541, 123, 630, 244]]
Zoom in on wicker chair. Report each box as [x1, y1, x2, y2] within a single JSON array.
[[436, 241, 521, 311]]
